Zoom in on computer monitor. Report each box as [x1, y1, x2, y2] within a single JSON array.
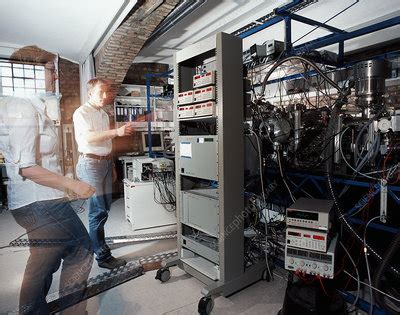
[[142, 131, 164, 152]]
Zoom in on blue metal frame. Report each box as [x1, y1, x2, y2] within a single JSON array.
[[238, 0, 400, 67], [144, 69, 173, 157], [238, 0, 304, 39], [339, 290, 389, 315], [292, 16, 400, 55]]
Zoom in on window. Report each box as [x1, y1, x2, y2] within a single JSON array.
[[0, 60, 46, 96]]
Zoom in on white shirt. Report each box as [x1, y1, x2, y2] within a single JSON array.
[[0, 96, 65, 210], [73, 102, 112, 156]]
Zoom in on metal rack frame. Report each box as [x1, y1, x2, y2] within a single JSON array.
[[144, 70, 173, 157], [162, 32, 267, 302]]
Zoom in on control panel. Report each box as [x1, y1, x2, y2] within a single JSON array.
[[286, 227, 329, 252], [193, 71, 216, 88], [285, 235, 337, 279]]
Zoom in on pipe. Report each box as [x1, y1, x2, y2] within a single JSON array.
[[145, 0, 207, 46]]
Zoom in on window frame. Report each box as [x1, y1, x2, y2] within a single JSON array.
[[0, 59, 46, 96]]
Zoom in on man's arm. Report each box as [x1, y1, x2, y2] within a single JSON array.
[[85, 128, 118, 143], [20, 166, 95, 199], [85, 123, 135, 143]]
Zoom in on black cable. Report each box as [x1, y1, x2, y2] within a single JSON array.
[[153, 171, 176, 212], [292, 0, 360, 45]]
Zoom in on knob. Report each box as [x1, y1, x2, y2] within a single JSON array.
[[312, 263, 317, 269], [300, 261, 305, 267], [289, 258, 294, 264], [323, 265, 329, 271]]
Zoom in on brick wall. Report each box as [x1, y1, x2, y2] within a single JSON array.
[[94, 0, 179, 100], [59, 58, 80, 124]]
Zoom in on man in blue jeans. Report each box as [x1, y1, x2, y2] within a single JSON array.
[[73, 78, 134, 269]]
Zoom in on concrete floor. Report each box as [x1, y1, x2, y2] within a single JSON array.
[[0, 198, 286, 314]]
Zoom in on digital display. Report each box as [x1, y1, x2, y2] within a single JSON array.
[[288, 231, 301, 237], [287, 210, 318, 221]]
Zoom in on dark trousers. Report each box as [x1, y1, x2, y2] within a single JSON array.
[[12, 199, 93, 315]]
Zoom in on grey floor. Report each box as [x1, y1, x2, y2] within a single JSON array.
[[0, 198, 287, 314]]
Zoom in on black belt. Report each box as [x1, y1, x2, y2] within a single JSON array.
[[81, 153, 113, 160]]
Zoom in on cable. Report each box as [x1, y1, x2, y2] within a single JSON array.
[[276, 149, 296, 203], [286, 178, 314, 198], [340, 241, 360, 309], [249, 130, 273, 281], [364, 216, 382, 315], [339, 127, 381, 180], [292, 0, 359, 45], [344, 270, 400, 303], [152, 171, 176, 212]]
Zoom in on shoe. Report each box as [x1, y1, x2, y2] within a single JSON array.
[[98, 256, 127, 270]]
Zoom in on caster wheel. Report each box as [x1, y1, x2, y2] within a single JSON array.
[[198, 296, 214, 314], [155, 267, 171, 282], [262, 268, 271, 281]]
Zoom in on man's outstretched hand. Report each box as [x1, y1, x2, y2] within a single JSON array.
[[116, 123, 135, 137]]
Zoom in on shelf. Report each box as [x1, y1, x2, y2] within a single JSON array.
[[115, 121, 174, 131], [181, 256, 219, 280], [116, 96, 151, 100], [178, 115, 217, 121]]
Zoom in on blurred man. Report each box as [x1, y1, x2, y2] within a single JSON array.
[[0, 95, 95, 314], [73, 78, 134, 269]]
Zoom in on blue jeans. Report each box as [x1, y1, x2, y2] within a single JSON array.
[[76, 156, 113, 262], [11, 199, 93, 315]]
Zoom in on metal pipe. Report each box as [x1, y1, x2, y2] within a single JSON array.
[[294, 105, 301, 152]]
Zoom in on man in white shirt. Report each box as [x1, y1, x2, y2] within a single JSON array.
[[0, 95, 95, 314], [73, 78, 134, 269]]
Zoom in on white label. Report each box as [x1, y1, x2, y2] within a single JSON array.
[[180, 142, 192, 158]]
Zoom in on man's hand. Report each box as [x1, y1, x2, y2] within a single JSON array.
[[70, 180, 96, 199], [116, 123, 135, 137]]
